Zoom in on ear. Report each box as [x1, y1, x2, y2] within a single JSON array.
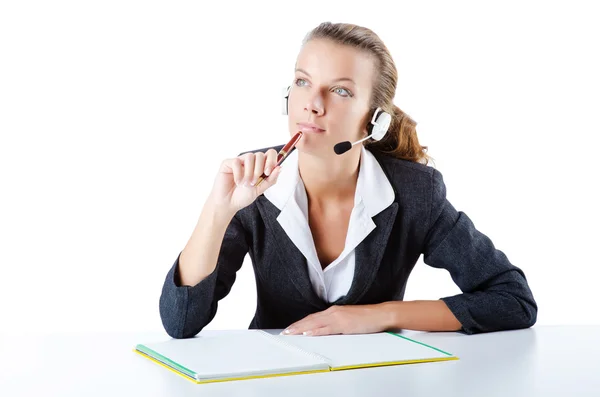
[[362, 108, 375, 136], [361, 125, 369, 136]]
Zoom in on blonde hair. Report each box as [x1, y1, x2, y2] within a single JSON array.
[[303, 22, 432, 165]]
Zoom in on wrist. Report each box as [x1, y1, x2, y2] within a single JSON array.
[[205, 195, 236, 219], [378, 301, 401, 330], [202, 196, 236, 227]]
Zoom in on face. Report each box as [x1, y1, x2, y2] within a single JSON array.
[[287, 39, 375, 157]]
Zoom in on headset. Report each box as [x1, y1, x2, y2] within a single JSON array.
[[281, 85, 392, 143]]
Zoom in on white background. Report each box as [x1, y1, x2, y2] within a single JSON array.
[[1, 0, 598, 335]]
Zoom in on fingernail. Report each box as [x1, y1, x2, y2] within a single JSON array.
[[282, 329, 292, 335], [302, 330, 313, 336], [265, 168, 271, 176]]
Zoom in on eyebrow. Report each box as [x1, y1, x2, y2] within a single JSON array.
[[295, 68, 356, 85]]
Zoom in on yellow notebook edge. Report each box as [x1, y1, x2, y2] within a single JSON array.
[[330, 356, 460, 371], [132, 348, 331, 385]]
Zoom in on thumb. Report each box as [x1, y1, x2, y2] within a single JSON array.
[[255, 166, 282, 195]]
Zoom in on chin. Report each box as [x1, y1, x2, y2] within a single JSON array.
[[295, 138, 334, 158]]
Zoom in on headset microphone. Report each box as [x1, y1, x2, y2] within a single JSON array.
[[333, 141, 353, 155]]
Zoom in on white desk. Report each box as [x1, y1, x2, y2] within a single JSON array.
[[1, 325, 598, 396]]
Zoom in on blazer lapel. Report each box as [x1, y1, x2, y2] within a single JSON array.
[[255, 196, 326, 310], [333, 202, 399, 305]]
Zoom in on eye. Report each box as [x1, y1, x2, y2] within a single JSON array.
[[333, 87, 353, 97], [294, 78, 308, 87]]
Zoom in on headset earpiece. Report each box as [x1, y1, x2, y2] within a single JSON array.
[[282, 86, 291, 115], [366, 107, 392, 141]]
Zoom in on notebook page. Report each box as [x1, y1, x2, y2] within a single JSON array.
[[138, 330, 329, 381], [275, 332, 455, 369]]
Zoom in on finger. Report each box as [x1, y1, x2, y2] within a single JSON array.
[[303, 326, 337, 337], [286, 306, 344, 335], [281, 318, 310, 335], [230, 158, 243, 186], [264, 149, 279, 176], [219, 158, 232, 173], [284, 311, 321, 332], [282, 314, 328, 335], [242, 153, 255, 186], [255, 166, 282, 194], [251, 152, 266, 186]]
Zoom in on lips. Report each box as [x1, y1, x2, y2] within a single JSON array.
[[297, 122, 325, 133]]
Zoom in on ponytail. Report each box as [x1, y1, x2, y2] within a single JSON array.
[[365, 105, 432, 165]]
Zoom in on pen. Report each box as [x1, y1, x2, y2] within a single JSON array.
[[254, 131, 303, 187]]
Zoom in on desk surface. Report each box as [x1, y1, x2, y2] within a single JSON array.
[[1, 325, 598, 396]]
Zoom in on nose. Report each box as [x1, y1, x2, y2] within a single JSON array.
[[305, 94, 324, 116]]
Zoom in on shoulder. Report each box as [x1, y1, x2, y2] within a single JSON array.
[[369, 148, 435, 178], [367, 149, 445, 200], [369, 150, 449, 234]]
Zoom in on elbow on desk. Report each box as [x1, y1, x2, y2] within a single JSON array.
[[158, 298, 186, 339], [450, 288, 538, 335], [496, 280, 538, 332], [474, 270, 539, 334], [162, 325, 201, 340], [158, 266, 219, 339], [158, 309, 208, 339], [483, 292, 538, 334], [510, 293, 538, 330], [158, 291, 218, 339], [158, 299, 213, 339]]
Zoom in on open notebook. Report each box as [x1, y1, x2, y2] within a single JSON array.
[[134, 330, 458, 384]]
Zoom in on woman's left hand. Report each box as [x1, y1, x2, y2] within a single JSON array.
[[281, 304, 393, 336]]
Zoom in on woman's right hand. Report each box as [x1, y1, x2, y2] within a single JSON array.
[[208, 149, 282, 214]]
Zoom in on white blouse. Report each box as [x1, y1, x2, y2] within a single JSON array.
[[263, 145, 395, 302]]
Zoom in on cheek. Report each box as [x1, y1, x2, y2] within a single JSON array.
[[329, 107, 364, 132], [287, 118, 299, 136], [288, 91, 306, 113], [350, 107, 370, 133]]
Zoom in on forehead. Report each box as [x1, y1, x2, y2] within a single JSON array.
[[295, 39, 375, 86]]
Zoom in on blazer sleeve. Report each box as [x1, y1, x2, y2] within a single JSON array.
[[158, 212, 249, 338], [422, 168, 537, 335]]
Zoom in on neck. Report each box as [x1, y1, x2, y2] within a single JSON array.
[[298, 146, 362, 208]]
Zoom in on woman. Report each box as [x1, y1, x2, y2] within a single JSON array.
[[159, 22, 537, 339]]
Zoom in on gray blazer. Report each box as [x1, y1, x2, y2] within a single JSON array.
[[159, 144, 537, 338]]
